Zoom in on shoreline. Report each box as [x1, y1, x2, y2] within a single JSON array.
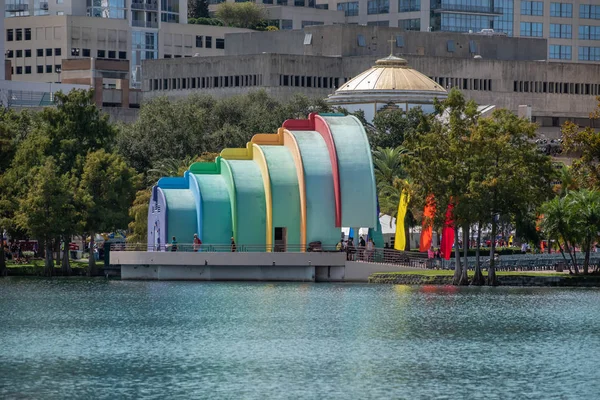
[[369, 271, 600, 287]]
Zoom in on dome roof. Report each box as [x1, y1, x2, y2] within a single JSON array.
[[337, 55, 446, 93]]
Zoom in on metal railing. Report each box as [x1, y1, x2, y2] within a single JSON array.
[[131, 1, 158, 11], [431, 4, 502, 14], [131, 20, 158, 28], [111, 243, 340, 253]]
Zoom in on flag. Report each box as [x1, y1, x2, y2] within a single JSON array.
[[394, 189, 411, 251], [440, 203, 454, 260], [419, 194, 435, 252]]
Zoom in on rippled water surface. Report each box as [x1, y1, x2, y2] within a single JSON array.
[[1, 279, 599, 399]]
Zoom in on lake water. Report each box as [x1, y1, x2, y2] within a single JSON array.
[[1, 279, 599, 399]]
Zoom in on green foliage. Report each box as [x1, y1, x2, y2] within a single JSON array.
[[561, 96, 600, 189], [14, 157, 74, 271], [117, 91, 331, 173], [369, 107, 426, 149], [188, 0, 209, 19], [128, 189, 151, 244], [215, 1, 266, 29], [542, 189, 600, 274], [188, 17, 223, 26]]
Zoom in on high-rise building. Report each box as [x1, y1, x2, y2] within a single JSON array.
[[316, 0, 600, 62]]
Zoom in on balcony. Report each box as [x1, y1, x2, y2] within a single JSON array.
[[431, 3, 503, 15], [5, 3, 29, 11], [132, 20, 159, 28], [131, 1, 158, 11]]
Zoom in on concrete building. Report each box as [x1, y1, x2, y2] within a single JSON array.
[[3, 4, 251, 88], [142, 25, 600, 135], [309, 0, 600, 62]]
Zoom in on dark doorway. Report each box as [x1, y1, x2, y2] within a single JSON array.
[[274, 227, 287, 252]]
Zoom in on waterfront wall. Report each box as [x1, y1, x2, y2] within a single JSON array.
[[369, 273, 600, 287]]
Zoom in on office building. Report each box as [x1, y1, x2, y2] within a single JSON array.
[[3, 1, 251, 89]]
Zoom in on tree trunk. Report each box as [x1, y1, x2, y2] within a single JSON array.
[[88, 233, 97, 277], [44, 238, 54, 276], [583, 237, 590, 275], [404, 222, 410, 251], [0, 233, 6, 277], [55, 237, 61, 266], [487, 217, 498, 286], [459, 225, 469, 285], [452, 226, 462, 285], [61, 235, 71, 276], [472, 223, 484, 285]]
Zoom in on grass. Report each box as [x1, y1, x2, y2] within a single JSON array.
[[376, 270, 568, 277], [5, 260, 90, 269]]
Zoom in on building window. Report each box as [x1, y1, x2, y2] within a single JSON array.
[[108, 50, 116, 58], [357, 34, 366, 46], [164, 54, 171, 58], [367, 20, 389, 26], [46, 48, 52, 56], [521, 1, 543, 16], [25, 49, 31, 57], [82, 48, 91, 57], [16, 29, 22, 41], [578, 46, 600, 61], [37, 65, 43, 73], [46, 65, 52, 73], [398, 0, 419, 12], [25, 28, 31, 40], [302, 21, 324, 27], [71, 48, 80, 56], [579, 25, 600, 40], [16, 50, 23, 57], [550, 23, 572, 38], [216, 38, 225, 49], [337, 2, 359, 16], [196, 35, 203, 48], [550, 3, 572, 18], [37, 48, 43, 57], [281, 19, 293, 29], [399, 18, 420, 31], [87, 0, 127, 19], [55, 65, 61, 73], [55, 48, 61, 56], [25, 66, 31, 74], [16, 67, 22, 74], [6, 29, 13, 42], [119, 51, 127, 59], [6, 50, 13, 58], [580, 4, 600, 19], [367, 0, 389, 14], [206, 36, 212, 48], [549, 44, 572, 59], [97, 49, 106, 58], [520, 22, 543, 37]]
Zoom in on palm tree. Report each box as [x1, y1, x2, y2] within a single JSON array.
[[540, 196, 580, 274], [146, 155, 199, 186], [570, 189, 600, 274]]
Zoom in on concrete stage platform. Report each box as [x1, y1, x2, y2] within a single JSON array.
[[111, 252, 424, 282]]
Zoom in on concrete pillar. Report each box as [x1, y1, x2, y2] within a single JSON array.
[[121, 79, 130, 108]]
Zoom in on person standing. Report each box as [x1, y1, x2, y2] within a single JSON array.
[[230, 237, 236, 252], [193, 234, 202, 252], [171, 236, 178, 252]]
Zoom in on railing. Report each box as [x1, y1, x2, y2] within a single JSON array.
[[5, 3, 29, 11], [431, 4, 503, 14], [349, 247, 430, 269], [132, 20, 158, 28], [131, 1, 158, 11], [111, 243, 340, 253]]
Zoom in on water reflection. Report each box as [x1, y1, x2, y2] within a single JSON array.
[[0, 279, 599, 399]]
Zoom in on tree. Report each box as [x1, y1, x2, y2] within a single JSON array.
[[78, 150, 140, 276], [128, 189, 151, 245], [15, 158, 74, 275], [561, 96, 600, 188], [215, 2, 266, 29], [369, 107, 426, 149], [470, 109, 555, 285], [404, 88, 479, 285], [541, 195, 582, 274], [188, 0, 209, 19]]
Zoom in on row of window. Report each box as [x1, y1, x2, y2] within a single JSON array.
[[337, 0, 419, 16], [279, 75, 342, 89], [149, 75, 263, 91], [367, 0, 388, 14], [550, 45, 600, 60], [11, 65, 61, 75], [195, 36, 224, 49], [522, 3, 600, 19], [431, 77, 493, 92], [519, 23, 600, 39], [6, 48, 61, 58], [6, 28, 31, 41], [513, 80, 600, 95]]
